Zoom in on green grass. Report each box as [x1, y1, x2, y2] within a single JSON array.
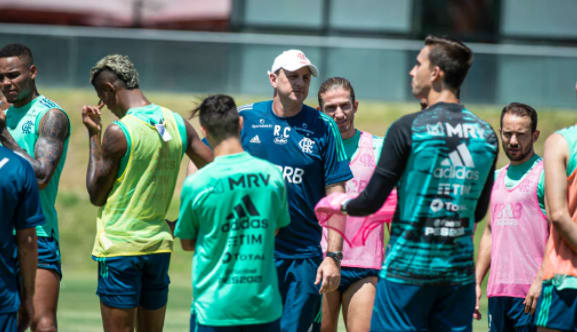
[[44, 87, 575, 331]]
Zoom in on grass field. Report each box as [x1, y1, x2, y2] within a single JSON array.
[[44, 87, 576, 331]]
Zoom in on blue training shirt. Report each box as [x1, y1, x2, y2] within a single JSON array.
[[239, 101, 352, 258], [0, 147, 44, 313]]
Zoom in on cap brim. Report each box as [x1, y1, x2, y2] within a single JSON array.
[[279, 64, 318, 77]]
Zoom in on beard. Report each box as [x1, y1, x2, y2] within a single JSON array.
[[504, 145, 532, 162]]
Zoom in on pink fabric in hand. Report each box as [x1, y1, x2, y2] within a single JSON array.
[[315, 190, 397, 248]]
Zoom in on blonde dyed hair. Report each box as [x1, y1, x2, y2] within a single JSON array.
[[90, 54, 140, 89]]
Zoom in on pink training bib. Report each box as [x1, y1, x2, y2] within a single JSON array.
[[319, 131, 396, 269], [487, 160, 549, 298]]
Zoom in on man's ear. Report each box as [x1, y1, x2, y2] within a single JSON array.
[[353, 100, 359, 114], [431, 65, 443, 83], [238, 116, 244, 135], [268, 71, 278, 89], [29, 64, 38, 80], [200, 125, 207, 138], [104, 81, 116, 93]]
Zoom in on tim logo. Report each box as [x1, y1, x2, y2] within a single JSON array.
[[22, 120, 34, 134], [298, 137, 315, 154]]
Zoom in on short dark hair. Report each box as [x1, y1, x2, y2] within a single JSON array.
[[0, 43, 34, 66], [500, 102, 538, 133], [317, 77, 356, 109], [424, 35, 473, 90], [191, 95, 239, 143]]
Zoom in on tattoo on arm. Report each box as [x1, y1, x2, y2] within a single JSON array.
[[0, 109, 69, 189], [34, 109, 69, 187]]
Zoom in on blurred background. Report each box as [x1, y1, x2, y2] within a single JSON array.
[[0, 0, 576, 107]]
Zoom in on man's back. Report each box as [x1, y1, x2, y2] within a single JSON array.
[[176, 152, 290, 326], [384, 103, 498, 284], [92, 105, 184, 258]]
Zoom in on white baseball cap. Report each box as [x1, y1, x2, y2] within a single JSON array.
[[269, 49, 318, 77]]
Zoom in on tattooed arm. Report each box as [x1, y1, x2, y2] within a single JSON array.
[[184, 120, 213, 169], [82, 104, 126, 206], [0, 109, 69, 189]]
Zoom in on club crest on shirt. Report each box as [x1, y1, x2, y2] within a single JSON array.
[[22, 120, 34, 134], [298, 137, 315, 154]]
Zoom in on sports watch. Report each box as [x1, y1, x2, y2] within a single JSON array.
[[326, 251, 343, 265]]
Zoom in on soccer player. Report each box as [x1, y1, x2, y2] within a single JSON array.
[[535, 82, 577, 331], [81, 54, 213, 332], [238, 49, 352, 332], [475, 102, 548, 331], [0, 43, 69, 332], [175, 94, 290, 332], [339, 35, 499, 331], [0, 147, 44, 332], [315, 77, 389, 332]]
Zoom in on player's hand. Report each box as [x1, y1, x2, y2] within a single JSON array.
[[17, 296, 34, 332], [0, 109, 6, 131], [81, 101, 104, 136], [314, 257, 341, 294], [473, 283, 482, 320], [523, 277, 542, 314]]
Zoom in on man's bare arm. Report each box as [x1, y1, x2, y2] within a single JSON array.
[[0, 109, 69, 189], [184, 120, 213, 169], [180, 239, 196, 251], [544, 133, 577, 251], [315, 181, 346, 294], [474, 221, 492, 319], [16, 227, 37, 332], [324, 181, 345, 252], [82, 104, 126, 206], [85, 124, 126, 206]]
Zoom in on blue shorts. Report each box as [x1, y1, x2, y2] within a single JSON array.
[[93, 253, 171, 310], [371, 278, 475, 332], [0, 312, 16, 332], [535, 281, 577, 331], [339, 266, 379, 292], [275, 256, 322, 332], [488, 297, 535, 332], [37, 236, 62, 278], [190, 311, 280, 332]]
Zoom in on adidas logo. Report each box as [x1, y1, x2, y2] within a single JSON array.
[[250, 135, 261, 144], [221, 195, 268, 233], [226, 194, 260, 220], [441, 143, 475, 167]]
